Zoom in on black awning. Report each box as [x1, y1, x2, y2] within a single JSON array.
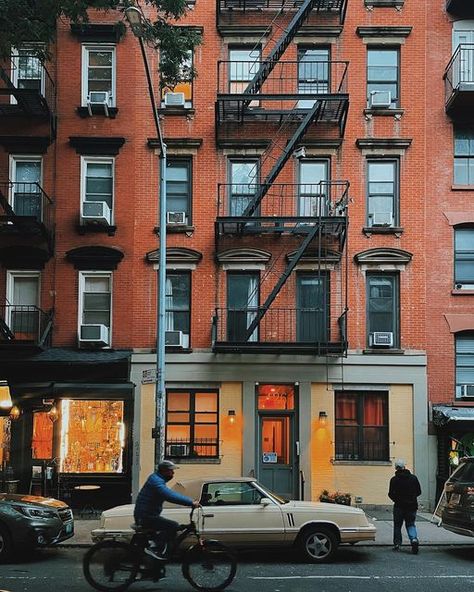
[[433, 405, 474, 426]]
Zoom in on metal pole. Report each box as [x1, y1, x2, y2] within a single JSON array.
[[135, 33, 167, 471]]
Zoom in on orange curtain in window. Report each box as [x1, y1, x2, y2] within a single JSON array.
[[336, 394, 357, 422], [32, 412, 53, 459], [363, 393, 385, 425]]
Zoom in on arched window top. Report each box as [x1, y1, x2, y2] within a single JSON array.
[[217, 248, 271, 264], [146, 247, 203, 265], [66, 246, 124, 270], [354, 248, 412, 266]]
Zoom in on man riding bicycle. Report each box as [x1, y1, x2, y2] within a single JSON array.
[[134, 460, 201, 560]]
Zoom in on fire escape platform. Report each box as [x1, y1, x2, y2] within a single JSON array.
[[216, 215, 347, 237], [212, 340, 347, 355]]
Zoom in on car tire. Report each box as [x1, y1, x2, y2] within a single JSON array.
[[0, 522, 13, 563], [298, 525, 338, 563]]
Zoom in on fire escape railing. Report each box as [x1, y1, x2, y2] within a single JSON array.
[[0, 304, 53, 347], [444, 44, 474, 109]]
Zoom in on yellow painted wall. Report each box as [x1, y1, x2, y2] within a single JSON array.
[[138, 382, 243, 487], [310, 384, 414, 505]]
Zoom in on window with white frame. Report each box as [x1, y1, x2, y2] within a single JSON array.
[[81, 158, 114, 224], [165, 272, 191, 348], [79, 273, 112, 346], [454, 227, 474, 288], [9, 156, 42, 220], [456, 333, 474, 398], [82, 46, 115, 107], [161, 50, 193, 108], [367, 159, 398, 227], [6, 271, 40, 337]]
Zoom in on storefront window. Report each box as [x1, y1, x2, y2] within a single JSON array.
[[0, 417, 11, 467], [32, 412, 53, 459], [258, 385, 295, 410], [59, 400, 125, 473]]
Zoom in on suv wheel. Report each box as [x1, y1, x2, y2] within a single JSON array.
[[0, 522, 12, 563]]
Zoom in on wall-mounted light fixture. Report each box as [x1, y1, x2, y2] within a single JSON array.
[[0, 381, 12, 416], [9, 405, 21, 421], [48, 403, 59, 423], [319, 411, 328, 426], [228, 409, 236, 425]]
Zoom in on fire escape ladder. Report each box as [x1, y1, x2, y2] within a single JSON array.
[[243, 0, 318, 102], [0, 187, 15, 218], [244, 224, 320, 340], [243, 100, 322, 217], [0, 317, 15, 341]]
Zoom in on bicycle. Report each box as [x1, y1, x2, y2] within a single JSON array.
[[83, 507, 237, 592]]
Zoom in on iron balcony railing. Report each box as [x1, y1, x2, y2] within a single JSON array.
[[444, 44, 474, 110], [217, 181, 349, 219], [0, 304, 53, 347], [334, 436, 389, 462], [218, 59, 348, 98], [0, 53, 55, 117], [0, 182, 54, 231], [166, 438, 219, 459]]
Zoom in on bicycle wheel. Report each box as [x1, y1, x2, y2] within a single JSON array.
[[182, 540, 237, 591], [83, 540, 139, 592]]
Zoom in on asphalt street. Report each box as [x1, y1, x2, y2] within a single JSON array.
[[1, 545, 473, 592]]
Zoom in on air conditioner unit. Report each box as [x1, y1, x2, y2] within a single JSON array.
[[370, 331, 394, 347], [371, 212, 393, 227], [455, 283, 474, 290], [459, 384, 474, 397], [79, 324, 109, 346], [167, 211, 186, 225], [164, 92, 186, 107], [168, 444, 189, 457], [369, 90, 392, 109], [165, 330, 185, 347], [81, 201, 111, 225], [87, 91, 111, 116]]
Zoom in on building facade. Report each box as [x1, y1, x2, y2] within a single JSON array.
[[2, 0, 460, 511]]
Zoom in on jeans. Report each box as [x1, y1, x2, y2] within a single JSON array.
[[135, 515, 180, 551], [393, 506, 418, 545]]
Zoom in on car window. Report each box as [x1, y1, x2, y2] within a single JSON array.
[[200, 482, 264, 506], [449, 462, 474, 482]]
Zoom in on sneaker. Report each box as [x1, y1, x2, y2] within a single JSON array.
[[392, 544, 400, 551], [144, 547, 167, 561], [411, 538, 419, 554]]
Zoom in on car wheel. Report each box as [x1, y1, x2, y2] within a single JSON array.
[[299, 526, 338, 563], [0, 522, 13, 563]]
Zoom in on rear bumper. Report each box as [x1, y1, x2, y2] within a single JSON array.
[[91, 528, 133, 544], [340, 524, 377, 543], [442, 522, 474, 538]]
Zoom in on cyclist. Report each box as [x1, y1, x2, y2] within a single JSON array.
[[134, 459, 201, 560]]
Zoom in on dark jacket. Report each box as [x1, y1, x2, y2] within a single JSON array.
[[388, 468, 422, 511], [134, 472, 193, 520]]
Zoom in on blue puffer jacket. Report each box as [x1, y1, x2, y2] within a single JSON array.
[[134, 472, 193, 520]]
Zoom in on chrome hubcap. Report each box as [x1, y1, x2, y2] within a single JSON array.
[[306, 533, 330, 558]]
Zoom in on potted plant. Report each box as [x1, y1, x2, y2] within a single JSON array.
[[319, 490, 351, 505]]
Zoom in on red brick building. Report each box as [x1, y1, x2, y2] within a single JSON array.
[[2, 0, 466, 511]]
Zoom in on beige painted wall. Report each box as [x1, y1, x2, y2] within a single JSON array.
[[310, 384, 414, 505], [138, 382, 243, 487]]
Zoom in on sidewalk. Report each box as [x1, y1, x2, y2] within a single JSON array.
[[59, 511, 474, 548]]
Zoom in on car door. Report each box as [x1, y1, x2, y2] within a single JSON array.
[[199, 481, 286, 546]]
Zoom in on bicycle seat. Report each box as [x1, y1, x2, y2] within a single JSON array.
[[131, 523, 156, 535]]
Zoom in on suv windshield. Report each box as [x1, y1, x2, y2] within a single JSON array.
[[450, 460, 474, 482]]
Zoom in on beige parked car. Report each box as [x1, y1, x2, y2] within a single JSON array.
[[91, 477, 376, 562]]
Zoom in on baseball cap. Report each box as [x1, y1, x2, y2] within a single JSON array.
[[158, 460, 179, 471], [394, 459, 406, 469]]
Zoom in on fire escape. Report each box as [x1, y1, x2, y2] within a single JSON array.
[[213, 0, 349, 355]]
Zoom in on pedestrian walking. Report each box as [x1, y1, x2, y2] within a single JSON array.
[[388, 458, 422, 554]]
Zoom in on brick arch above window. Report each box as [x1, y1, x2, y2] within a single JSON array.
[[354, 248, 412, 267], [146, 247, 203, 271], [66, 246, 124, 270], [445, 316, 474, 333], [445, 213, 474, 226]]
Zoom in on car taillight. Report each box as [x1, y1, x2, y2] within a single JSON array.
[[465, 487, 474, 495]]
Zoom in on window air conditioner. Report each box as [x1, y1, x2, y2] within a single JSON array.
[[371, 212, 393, 227], [459, 384, 474, 397], [167, 211, 186, 225], [369, 90, 392, 109], [165, 330, 185, 347], [164, 92, 186, 107], [79, 324, 109, 346], [370, 331, 394, 347], [87, 91, 111, 116], [168, 443, 189, 457], [81, 201, 111, 225], [455, 283, 474, 290]]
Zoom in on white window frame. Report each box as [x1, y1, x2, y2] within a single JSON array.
[[78, 271, 113, 347], [81, 45, 116, 107], [80, 156, 115, 224], [10, 46, 45, 104], [8, 155, 43, 216], [5, 270, 40, 328]]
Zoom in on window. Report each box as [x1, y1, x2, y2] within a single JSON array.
[[297, 47, 329, 108], [81, 158, 114, 224], [161, 50, 193, 108], [166, 159, 192, 224], [367, 160, 398, 227], [367, 274, 399, 347], [228, 159, 259, 217], [296, 273, 328, 342], [455, 228, 474, 288], [456, 333, 474, 397], [335, 391, 389, 461], [201, 481, 263, 506], [6, 271, 40, 338], [165, 272, 191, 348], [454, 128, 474, 185], [227, 272, 259, 342], [298, 159, 329, 216], [0, 418, 11, 467], [11, 47, 44, 99], [166, 390, 219, 458], [229, 46, 261, 97], [79, 272, 112, 345], [9, 156, 42, 220], [82, 46, 115, 106], [367, 48, 399, 108]]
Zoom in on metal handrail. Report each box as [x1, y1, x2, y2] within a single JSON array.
[[0, 181, 54, 229], [0, 304, 53, 346]]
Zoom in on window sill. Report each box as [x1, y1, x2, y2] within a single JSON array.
[[363, 226, 403, 236], [365, 0, 404, 6], [154, 225, 195, 235], [158, 107, 195, 117], [332, 460, 392, 466], [364, 108, 404, 118], [363, 348, 404, 354], [451, 185, 474, 191], [77, 223, 117, 236], [165, 347, 193, 353], [77, 106, 119, 119], [170, 458, 221, 465], [452, 289, 474, 295]]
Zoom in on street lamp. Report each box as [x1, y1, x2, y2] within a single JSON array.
[[125, 6, 168, 470]]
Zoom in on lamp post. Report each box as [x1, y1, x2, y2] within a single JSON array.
[[125, 6, 167, 470]]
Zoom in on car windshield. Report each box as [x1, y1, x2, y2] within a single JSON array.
[[254, 482, 289, 504]]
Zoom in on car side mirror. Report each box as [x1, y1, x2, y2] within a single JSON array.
[[260, 497, 272, 507]]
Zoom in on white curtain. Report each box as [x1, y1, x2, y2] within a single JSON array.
[[165, 278, 174, 331]]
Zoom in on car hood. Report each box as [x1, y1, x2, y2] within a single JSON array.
[[0, 493, 68, 508]]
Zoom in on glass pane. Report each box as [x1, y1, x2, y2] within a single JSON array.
[[88, 68, 112, 81], [89, 51, 113, 66], [0, 417, 11, 466], [167, 392, 190, 411], [195, 392, 218, 412], [83, 293, 110, 311], [363, 393, 386, 426], [167, 412, 190, 423], [194, 424, 218, 439], [261, 417, 290, 464], [32, 412, 53, 459], [368, 49, 398, 68], [231, 161, 258, 186], [454, 159, 469, 184], [167, 425, 190, 440], [83, 312, 110, 325], [166, 274, 190, 310], [204, 481, 263, 505], [167, 163, 189, 181], [85, 277, 110, 292], [15, 161, 41, 183], [87, 163, 112, 177], [258, 385, 295, 410], [336, 393, 357, 422], [456, 229, 474, 250]]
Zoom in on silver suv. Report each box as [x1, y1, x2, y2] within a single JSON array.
[[438, 457, 474, 538]]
